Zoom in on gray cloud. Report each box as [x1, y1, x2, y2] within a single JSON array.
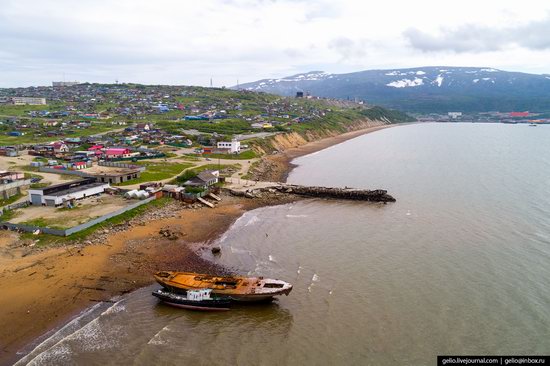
[[404, 15, 550, 53], [328, 37, 368, 60]]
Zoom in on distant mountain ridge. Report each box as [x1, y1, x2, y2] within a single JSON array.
[[235, 67, 550, 113]]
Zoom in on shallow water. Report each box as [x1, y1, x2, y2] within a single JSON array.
[[17, 123, 550, 365]]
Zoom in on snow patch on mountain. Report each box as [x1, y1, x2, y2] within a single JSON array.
[[386, 70, 426, 76], [481, 68, 499, 72], [432, 75, 444, 87], [386, 71, 405, 76], [387, 78, 424, 88]]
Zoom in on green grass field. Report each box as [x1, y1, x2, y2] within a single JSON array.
[[117, 161, 194, 186], [208, 150, 256, 160], [0, 193, 24, 207]]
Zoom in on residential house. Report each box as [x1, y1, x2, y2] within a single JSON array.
[[183, 170, 219, 189], [88, 145, 104, 152], [51, 142, 69, 153], [136, 123, 152, 131], [105, 148, 132, 159], [216, 139, 241, 153]]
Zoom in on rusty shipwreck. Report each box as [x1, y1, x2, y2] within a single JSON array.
[[154, 271, 293, 302]]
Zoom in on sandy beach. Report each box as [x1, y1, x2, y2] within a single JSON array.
[[0, 194, 298, 365], [0, 122, 396, 365]]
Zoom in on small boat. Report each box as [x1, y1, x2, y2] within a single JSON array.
[[152, 288, 231, 311], [529, 123, 538, 126], [154, 271, 293, 302]]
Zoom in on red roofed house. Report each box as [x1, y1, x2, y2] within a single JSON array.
[[105, 148, 132, 159], [50, 142, 69, 153], [72, 161, 88, 170], [510, 111, 529, 118], [88, 145, 104, 157]]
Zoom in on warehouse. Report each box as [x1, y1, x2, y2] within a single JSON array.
[[28, 178, 109, 207]]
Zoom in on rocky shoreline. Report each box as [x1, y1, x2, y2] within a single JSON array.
[[1, 123, 398, 365], [0, 192, 301, 365]]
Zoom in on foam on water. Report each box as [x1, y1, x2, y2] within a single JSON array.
[[26, 344, 72, 366], [244, 215, 260, 227], [17, 123, 550, 365], [147, 326, 172, 346], [18, 301, 126, 364], [14, 302, 104, 365]]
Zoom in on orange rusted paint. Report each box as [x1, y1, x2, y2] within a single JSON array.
[[154, 271, 292, 302]]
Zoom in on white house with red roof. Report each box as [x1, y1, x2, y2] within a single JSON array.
[[50, 142, 69, 153], [105, 148, 132, 159]]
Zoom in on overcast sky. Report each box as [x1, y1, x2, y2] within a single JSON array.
[[3, 0, 550, 87]]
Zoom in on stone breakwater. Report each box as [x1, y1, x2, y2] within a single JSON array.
[[279, 185, 396, 202], [228, 185, 396, 202]]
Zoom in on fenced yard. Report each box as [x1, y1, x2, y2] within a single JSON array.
[[0, 195, 156, 236]]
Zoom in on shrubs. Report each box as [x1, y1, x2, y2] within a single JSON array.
[[176, 169, 198, 183], [185, 186, 205, 194]]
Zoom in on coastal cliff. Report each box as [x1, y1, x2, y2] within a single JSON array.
[[248, 119, 392, 182]]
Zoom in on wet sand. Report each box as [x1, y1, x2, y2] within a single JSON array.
[[0, 194, 298, 365], [1, 123, 401, 365]]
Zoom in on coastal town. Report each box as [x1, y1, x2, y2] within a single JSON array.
[[0, 82, 410, 363], [0, 82, 405, 234], [5, 0, 550, 364]]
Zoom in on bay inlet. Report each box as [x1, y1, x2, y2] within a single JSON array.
[[17, 123, 550, 365]]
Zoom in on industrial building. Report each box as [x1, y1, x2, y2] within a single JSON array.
[[91, 169, 141, 184], [28, 178, 109, 207], [52, 81, 79, 87], [11, 97, 47, 105]]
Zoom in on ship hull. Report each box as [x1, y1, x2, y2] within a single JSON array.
[[160, 301, 230, 311], [154, 271, 293, 302], [152, 290, 231, 311], [155, 282, 280, 302]]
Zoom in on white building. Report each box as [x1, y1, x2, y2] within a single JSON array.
[[52, 81, 79, 87], [217, 139, 241, 153], [11, 97, 46, 105], [28, 179, 109, 207], [448, 112, 463, 119]]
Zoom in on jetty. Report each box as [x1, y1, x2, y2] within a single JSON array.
[[224, 178, 395, 202], [275, 185, 395, 202]]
